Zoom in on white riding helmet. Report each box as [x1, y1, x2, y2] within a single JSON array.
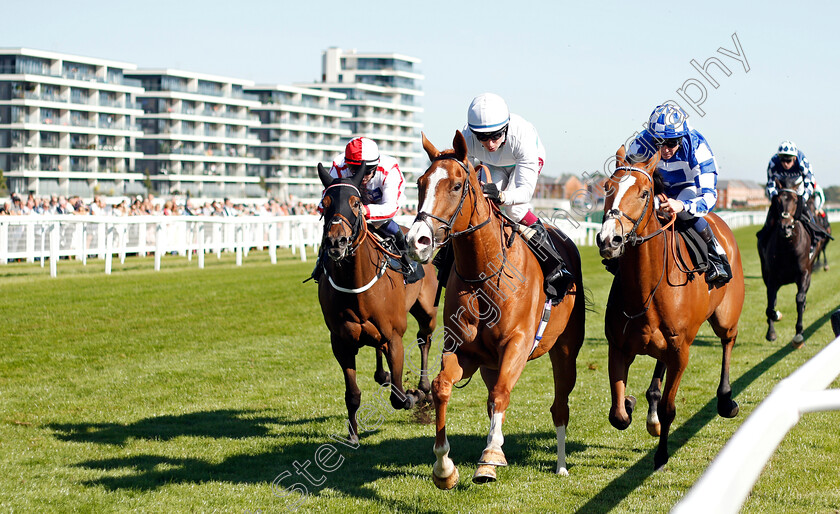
[[467, 93, 510, 133], [777, 140, 798, 157]]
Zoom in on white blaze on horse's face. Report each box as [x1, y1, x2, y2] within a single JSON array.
[[407, 166, 449, 263], [597, 175, 637, 258]]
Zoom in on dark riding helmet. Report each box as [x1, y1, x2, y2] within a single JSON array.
[[345, 137, 380, 176]]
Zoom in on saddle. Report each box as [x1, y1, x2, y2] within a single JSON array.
[[672, 217, 709, 274]]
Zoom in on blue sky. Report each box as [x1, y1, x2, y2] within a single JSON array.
[[5, 0, 839, 185]]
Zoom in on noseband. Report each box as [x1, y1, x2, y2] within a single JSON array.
[[413, 156, 491, 246]]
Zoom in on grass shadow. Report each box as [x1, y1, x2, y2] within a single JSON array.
[[48, 409, 335, 445]]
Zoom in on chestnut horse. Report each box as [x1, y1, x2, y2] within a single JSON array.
[[758, 175, 828, 346], [595, 146, 744, 470], [407, 132, 585, 488], [316, 164, 438, 444]]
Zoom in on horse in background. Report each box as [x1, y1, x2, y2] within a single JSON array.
[[407, 131, 585, 488], [316, 164, 439, 444], [758, 175, 828, 346], [596, 145, 745, 470]]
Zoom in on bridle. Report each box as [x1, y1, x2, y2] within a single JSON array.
[[321, 182, 368, 257], [604, 166, 659, 246], [413, 155, 491, 246], [321, 181, 388, 294]]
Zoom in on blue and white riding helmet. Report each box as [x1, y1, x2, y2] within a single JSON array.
[[646, 104, 690, 140], [467, 93, 510, 134], [777, 140, 798, 157]]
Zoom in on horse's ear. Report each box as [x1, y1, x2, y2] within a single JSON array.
[[421, 132, 440, 160], [652, 170, 665, 195], [350, 165, 365, 189], [453, 130, 468, 162], [616, 145, 627, 165], [317, 163, 333, 187]]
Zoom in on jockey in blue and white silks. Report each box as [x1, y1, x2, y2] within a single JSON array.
[[627, 104, 730, 284], [765, 140, 815, 200], [628, 120, 719, 218]]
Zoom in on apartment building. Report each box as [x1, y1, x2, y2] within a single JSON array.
[[125, 69, 262, 198], [300, 48, 425, 180], [245, 84, 351, 202], [0, 48, 144, 197]]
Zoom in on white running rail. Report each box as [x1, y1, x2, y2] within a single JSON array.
[[673, 333, 840, 513]]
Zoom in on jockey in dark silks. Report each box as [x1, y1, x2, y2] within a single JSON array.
[[758, 140, 828, 254]]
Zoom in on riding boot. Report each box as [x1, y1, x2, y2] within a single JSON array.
[[392, 228, 424, 284], [519, 220, 574, 302], [304, 246, 325, 284], [698, 224, 731, 285]]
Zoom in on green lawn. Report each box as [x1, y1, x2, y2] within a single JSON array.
[[1, 224, 838, 513]]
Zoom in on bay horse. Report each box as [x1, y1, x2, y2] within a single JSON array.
[[406, 131, 585, 488], [316, 163, 439, 444], [595, 146, 744, 471], [757, 175, 827, 346]]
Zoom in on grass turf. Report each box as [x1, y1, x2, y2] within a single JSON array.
[[0, 224, 838, 513]]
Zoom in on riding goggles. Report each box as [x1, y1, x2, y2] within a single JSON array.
[[472, 127, 507, 142], [656, 137, 682, 148]]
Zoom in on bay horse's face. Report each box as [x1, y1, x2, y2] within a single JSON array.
[[317, 163, 366, 262], [596, 146, 660, 259], [774, 176, 804, 240], [407, 131, 473, 263]]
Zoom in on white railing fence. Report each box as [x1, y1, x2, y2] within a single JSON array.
[[673, 328, 840, 513], [0, 215, 324, 276], [1, 210, 835, 277]]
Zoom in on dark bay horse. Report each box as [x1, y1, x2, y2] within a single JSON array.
[[595, 146, 744, 470], [758, 176, 828, 346], [316, 164, 439, 444], [406, 131, 585, 488]]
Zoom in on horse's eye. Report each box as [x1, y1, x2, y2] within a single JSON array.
[[453, 182, 462, 192]]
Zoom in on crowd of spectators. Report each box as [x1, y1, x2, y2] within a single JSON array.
[[0, 193, 332, 217], [0, 192, 418, 217]]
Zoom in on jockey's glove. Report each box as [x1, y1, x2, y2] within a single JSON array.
[[482, 183, 505, 204]]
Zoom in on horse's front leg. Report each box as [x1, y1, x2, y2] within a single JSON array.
[[715, 326, 740, 418], [474, 347, 527, 484], [382, 337, 415, 410], [409, 303, 436, 395], [608, 342, 637, 430], [431, 351, 478, 490], [373, 347, 390, 386], [765, 282, 781, 342], [645, 361, 665, 437], [331, 334, 361, 444], [654, 352, 689, 471], [792, 272, 811, 348], [548, 339, 580, 476]]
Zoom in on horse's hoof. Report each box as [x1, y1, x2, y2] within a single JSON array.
[[556, 465, 569, 477], [472, 464, 497, 484], [653, 451, 669, 471], [478, 448, 508, 467], [717, 400, 739, 418], [403, 393, 417, 410], [824, 265, 830, 272], [432, 467, 459, 490], [626, 395, 637, 413], [646, 421, 661, 437], [766, 331, 777, 342], [791, 334, 805, 349]]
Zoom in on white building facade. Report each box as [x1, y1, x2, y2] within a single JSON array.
[[0, 48, 145, 197], [300, 48, 425, 181], [125, 69, 262, 199], [244, 84, 350, 202]]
